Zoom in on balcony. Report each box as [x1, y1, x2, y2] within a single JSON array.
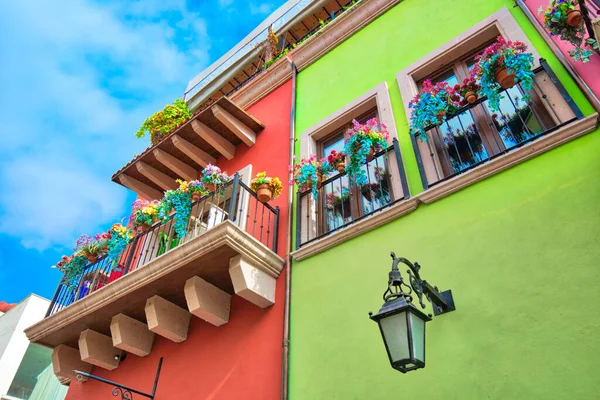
[[25, 177, 284, 382], [410, 59, 584, 189], [296, 139, 410, 248]]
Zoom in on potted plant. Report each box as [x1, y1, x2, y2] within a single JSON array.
[[343, 118, 390, 186], [135, 98, 191, 145], [457, 77, 481, 105], [201, 164, 230, 192], [539, 1, 599, 63], [106, 223, 133, 267], [326, 149, 347, 174], [289, 155, 331, 199], [471, 36, 535, 111], [158, 188, 192, 239], [75, 234, 106, 263], [53, 253, 87, 290], [409, 80, 461, 140], [250, 172, 283, 203], [129, 200, 159, 233], [325, 187, 352, 219], [187, 180, 207, 202]]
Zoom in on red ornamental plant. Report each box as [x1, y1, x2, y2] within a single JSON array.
[[326, 150, 346, 173], [456, 78, 481, 106]]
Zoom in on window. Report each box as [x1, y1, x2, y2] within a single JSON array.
[[398, 9, 582, 188], [316, 108, 394, 233], [296, 83, 410, 247]]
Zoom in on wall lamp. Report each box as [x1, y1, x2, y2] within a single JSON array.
[[369, 252, 456, 373]]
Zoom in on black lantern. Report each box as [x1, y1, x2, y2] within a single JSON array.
[[369, 253, 455, 373]]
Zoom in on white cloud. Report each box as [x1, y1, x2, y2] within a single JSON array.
[[249, 2, 277, 15], [0, 160, 128, 251], [0, 0, 212, 250]]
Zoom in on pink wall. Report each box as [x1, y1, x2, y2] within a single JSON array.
[[524, 0, 600, 97], [65, 81, 293, 400]]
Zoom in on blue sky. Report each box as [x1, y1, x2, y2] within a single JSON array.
[[0, 0, 285, 303]]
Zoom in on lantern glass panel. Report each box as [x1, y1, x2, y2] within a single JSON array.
[[379, 311, 409, 363], [410, 311, 426, 363]]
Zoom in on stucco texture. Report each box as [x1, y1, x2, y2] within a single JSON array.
[[290, 0, 600, 399], [66, 81, 292, 400]]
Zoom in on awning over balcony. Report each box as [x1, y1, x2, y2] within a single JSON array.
[[112, 96, 264, 200]]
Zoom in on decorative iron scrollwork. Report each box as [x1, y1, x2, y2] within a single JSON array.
[[112, 387, 134, 400], [384, 252, 455, 315]]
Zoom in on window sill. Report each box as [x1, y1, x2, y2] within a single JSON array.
[[292, 113, 598, 261]]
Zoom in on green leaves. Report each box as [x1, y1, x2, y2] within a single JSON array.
[[135, 98, 191, 144]]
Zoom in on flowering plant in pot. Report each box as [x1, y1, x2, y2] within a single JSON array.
[[129, 200, 159, 233], [471, 36, 535, 111], [75, 234, 107, 263], [177, 179, 208, 202], [456, 78, 482, 106], [135, 98, 191, 145], [289, 155, 331, 199], [326, 149, 347, 174], [409, 80, 461, 140], [343, 118, 389, 185], [158, 188, 192, 238], [539, 0, 599, 63], [53, 253, 88, 289], [201, 164, 230, 192], [250, 172, 283, 203], [106, 223, 133, 267]]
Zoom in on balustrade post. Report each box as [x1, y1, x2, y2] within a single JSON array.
[[228, 173, 240, 222]]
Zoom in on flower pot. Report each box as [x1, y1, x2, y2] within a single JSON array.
[[566, 9, 582, 27], [464, 91, 478, 104], [85, 254, 98, 263], [494, 66, 517, 89], [436, 110, 446, 124], [366, 147, 375, 162], [138, 223, 151, 233], [317, 173, 323, 189], [191, 192, 201, 202], [256, 183, 273, 203], [336, 162, 346, 174], [206, 183, 216, 192]]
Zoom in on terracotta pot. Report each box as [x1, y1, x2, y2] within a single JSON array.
[[566, 9, 582, 27], [464, 91, 478, 104], [256, 183, 273, 203], [191, 192, 201, 202], [206, 183, 216, 192], [436, 110, 446, 123], [138, 223, 151, 233], [366, 147, 375, 162], [317, 173, 323, 189], [85, 254, 98, 263], [336, 162, 346, 174], [494, 66, 517, 89]]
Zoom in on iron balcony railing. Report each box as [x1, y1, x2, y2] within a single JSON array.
[[46, 174, 279, 317], [296, 138, 410, 248], [411, 58, 584, 189]]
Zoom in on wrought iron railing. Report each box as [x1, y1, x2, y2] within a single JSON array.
[[578, 0, 600, 47], [296, 138, 410, 248], [45, 174, 279, 317], [410, 58, 584, 189]]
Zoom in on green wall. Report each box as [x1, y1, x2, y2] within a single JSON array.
[[290, 0, 600, 399]]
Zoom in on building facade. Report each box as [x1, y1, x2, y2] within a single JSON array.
[[289, 0, 600, 399], [22, 0, 600, 399]]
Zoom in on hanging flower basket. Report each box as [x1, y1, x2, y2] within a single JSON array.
[[191, 192, 202, 202], [409, 80, 460, 140], [289, 156, 330, 199], [201, 164, 229, 194], [343, 118, 389, 185], [471, 36, 534, 111]]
